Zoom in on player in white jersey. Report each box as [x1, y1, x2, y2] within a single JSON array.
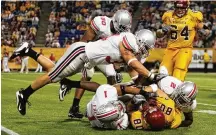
[[10, 29, 159, 116], [59, 10, 133, 118]]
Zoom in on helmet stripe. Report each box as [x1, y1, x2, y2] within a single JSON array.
[[188, 84, 196, 98], [90, 20, 99, 32], [96, 110, 118, 119], [122, 36, 132, 51]]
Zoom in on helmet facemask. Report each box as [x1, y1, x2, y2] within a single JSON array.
[[136, 38, 154, 58], [174, 0, 189, 18]]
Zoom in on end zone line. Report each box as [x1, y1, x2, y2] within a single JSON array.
[[1, 126, 19, 135], [195, 110, 216, 115], [198, 103, 216, 107]]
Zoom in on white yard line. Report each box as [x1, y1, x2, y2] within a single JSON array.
[[195, 110, 216, 115], [1, 126, 19, 135], [198, 103, 216, 107]]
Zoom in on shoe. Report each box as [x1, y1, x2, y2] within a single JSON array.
[[68, 106, 84, 119], [16, 89, 31, 115], [10, 42, 30, 60], [59, 80, 71, 101]]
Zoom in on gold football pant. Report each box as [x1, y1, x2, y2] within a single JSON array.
[[160, 48, 192, 81]]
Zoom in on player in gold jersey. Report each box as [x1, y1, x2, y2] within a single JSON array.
[[157, 0, 210, 81], [129, 89, 182, 130]]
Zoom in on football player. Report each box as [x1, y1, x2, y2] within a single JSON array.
[[11, 29, 159, 116], [60, 10, 133, 118], [156, 0, 210, 81]]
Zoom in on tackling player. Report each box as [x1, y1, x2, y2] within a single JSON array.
[[60, 10, 133, 118], [156, 0, 210, 81], [11, 29, 159, 116]]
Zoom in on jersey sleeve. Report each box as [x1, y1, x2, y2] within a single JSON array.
[[122, 32, 139, 53], [90, 16, 101, 34], [192, 10, 203, 22], [110, 113, 129, 130]]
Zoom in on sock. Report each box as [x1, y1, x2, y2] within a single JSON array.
[[27, 48, 40, 61], [72, 98, 80, 108], [22, 85, 35, 99], [61, 78, 81, 88]]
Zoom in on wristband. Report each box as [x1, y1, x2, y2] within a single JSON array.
[[149, 84, 158, 92], [127, 58, 137, 66]]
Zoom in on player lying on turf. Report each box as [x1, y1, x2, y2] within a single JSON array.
[[64, 70, 197, 128], [10, 29, 161, 116]]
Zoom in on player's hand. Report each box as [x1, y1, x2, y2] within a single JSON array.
[[162, 25, 172, 34], [116, 72, 123, 83], [131, 94, 146, 105], [147, 73, 167, 83]]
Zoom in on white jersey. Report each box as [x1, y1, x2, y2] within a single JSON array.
[[86, 84, 128, 130], [90, 16, 112, 39], [85, 32, 138, 67], [157, 76, 183, 96], [158, 76, 197, 112]]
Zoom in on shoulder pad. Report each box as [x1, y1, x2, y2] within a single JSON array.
[[189, 9, 203, 22], [162, 11, 173, 22], [122, 32, 138, 53], [90, 16, 110, 33]]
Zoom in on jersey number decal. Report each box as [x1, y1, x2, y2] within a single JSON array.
[[160, 104, 172, 115], [104, 90, 107, 98], [170, 82, 176, 89], [170, 25, 189, 40], [101, 17, 106, 25]]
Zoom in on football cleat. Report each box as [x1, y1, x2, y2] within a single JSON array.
[[16, 89, 31, 115], [68, 106, 84, 119], [10, 42, 30, 60], [59, 81, 71, 101]]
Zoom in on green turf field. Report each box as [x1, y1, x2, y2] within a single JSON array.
[[1, 72, 216, 135]]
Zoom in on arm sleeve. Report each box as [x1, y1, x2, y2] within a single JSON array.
[[111, 113, 129, 130]]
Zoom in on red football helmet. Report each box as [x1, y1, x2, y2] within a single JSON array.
[[174, 0, 190, 17], [145, 107, 166, 131]]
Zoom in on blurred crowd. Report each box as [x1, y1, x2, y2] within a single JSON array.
[[135, 1, 216, 49], [46, 1, 139, 47], [1, 1, 215, 49], [1, 1, 41, 47]]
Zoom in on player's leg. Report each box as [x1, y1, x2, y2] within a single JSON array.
[[67, 68, 94, 118], [97, 64, 117, 85], [15, 43, 86, 115], [173, 48, 192, 81], [10, 42, 55, 72], [160, 49, 178, 75]]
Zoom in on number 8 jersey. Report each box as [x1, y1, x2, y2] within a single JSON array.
[[162, 9, 203, 49]]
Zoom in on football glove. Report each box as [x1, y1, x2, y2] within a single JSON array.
[[162, 25, 172, 34], [147, 73, 167, 83], [116, 72, 123, 83], [131, 94, 146, 105]]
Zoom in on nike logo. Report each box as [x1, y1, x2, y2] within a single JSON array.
[[18, 103, 22, 111]]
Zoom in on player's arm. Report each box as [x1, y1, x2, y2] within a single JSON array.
[[119, 41, 154, 80], [156, 12, 172, 38], [180, 111, 193, 127], [195, 12, 210, 37], [80, 25, 96, 42]]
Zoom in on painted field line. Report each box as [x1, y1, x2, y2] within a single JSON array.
[[195, 110, 216, 115], [198, 103, 216, 107], [1, 78, 59, 87], [1, 125, 19, 135]]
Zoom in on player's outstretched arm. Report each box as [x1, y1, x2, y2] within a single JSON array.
[[119, 42, 153, 80]]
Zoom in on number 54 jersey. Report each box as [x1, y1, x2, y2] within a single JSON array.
[[162, 9, 203, 49]]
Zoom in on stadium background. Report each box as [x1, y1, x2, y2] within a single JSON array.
[[1, 1, 216, 72], [1, 1, 216, 135]]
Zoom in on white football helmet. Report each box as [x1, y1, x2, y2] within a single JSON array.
[[171, 81, 198, 108], [112, 10, 132, 33], [135, 29, 155, 57], [95, 100, 126, 122]]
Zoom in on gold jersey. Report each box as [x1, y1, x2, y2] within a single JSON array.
[[156, 97, 182, 129], [162, 9, 203, 49]]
